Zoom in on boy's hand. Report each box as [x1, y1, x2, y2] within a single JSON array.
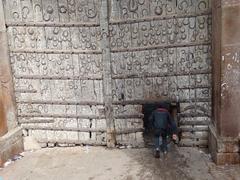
[[172, 134, 177, 140]]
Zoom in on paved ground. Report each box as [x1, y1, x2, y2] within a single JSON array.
[[0, 145, 240, 180]]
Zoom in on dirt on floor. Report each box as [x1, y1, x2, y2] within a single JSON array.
[[0, 145, 239, 180]]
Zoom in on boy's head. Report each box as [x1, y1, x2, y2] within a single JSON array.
[[157, 101, 170, 110]]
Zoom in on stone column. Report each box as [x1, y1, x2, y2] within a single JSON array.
[[0, 0, 23, 167], [0, 87, 7, 136], [210, 0, 240, 165], [0, 0, 17, 131], [0, 0, 8, 136]]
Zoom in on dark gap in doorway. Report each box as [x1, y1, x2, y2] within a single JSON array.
[[142, 101, 180, 147]]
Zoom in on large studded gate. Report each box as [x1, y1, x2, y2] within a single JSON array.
[[3, 0, 212, 147]]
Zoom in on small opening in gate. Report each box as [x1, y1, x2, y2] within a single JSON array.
[[142, 101, 179, 147]]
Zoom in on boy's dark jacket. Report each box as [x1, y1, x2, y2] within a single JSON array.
[[149, 108, 177, 134]]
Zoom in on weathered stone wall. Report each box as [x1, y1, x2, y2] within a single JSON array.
[[221, 1, 240, 138], [210, 0, 240, 165], [0, 0, 23, 167], [2, 0, 212, 147]]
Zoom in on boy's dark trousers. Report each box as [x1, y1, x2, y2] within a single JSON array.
[[154, 129, 167, 152]]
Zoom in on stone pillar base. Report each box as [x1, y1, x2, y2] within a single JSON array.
[[0, 127, 23, 167], [209, 125, 240, 165]]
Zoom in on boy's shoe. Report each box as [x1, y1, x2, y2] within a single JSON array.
[[163, 150, 168, 155], [155, 150, 160, 158]]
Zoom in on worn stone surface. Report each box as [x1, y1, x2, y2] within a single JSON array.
[[0, 146, 240, 180], [209, 125, 240, 165], [210, 0, 240, 164], [0, 87, 7, 136], [0, 0, 17, 132], [0, 0, 23, 168], [23, 136, 41, 151], [220, 3, 240, 137], [0, 127, 23, 167], [215, 153, 240, 165]]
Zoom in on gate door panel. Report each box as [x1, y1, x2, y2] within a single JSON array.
[[4, 0, 107, 145], [109, 0, 212, 147]]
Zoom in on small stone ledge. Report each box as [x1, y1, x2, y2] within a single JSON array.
[[209, 125, 240, 165], [215, 152, 240, 165], [0, 127, 23, 167]]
